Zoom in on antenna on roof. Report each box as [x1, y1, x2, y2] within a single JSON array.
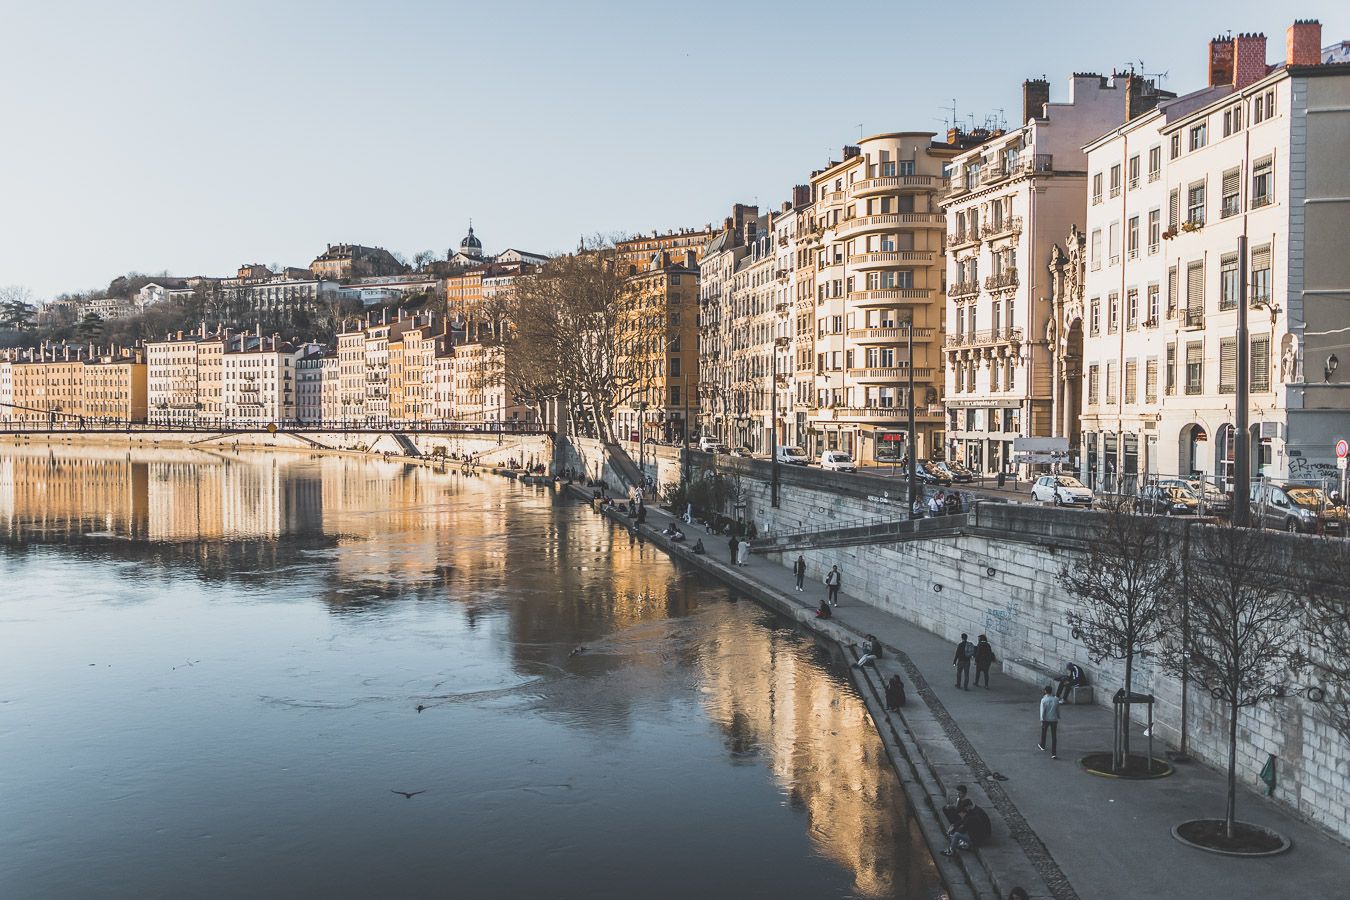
[[857, 123, 864, 139]]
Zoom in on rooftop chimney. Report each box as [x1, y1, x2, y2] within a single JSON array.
[[1233, 32, 1268, 89], [1287, 19, 1322, 67], [1125, 73, 1163, 121], [1209, 36, 1235, 86], [1022, 79, 1050, 122]]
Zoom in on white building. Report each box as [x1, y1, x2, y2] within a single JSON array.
[[0, 357, 13, 422], [1079, 21, 1350, 486], [146, 332, 204, 427], [942, 74, 1169, 474], [222, 335, 300, 427]]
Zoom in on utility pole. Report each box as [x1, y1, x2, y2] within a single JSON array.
[[907, 323, 918, 517], [1233, 235, 1251, 527]]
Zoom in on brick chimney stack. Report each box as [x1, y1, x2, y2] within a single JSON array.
[[1209, 36, 1235, 86], [1232, 32, 1268, 89], [1287, 19, 1322, 67], [1022, 78, 1050, 122]]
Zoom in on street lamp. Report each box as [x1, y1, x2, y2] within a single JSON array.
[[771, 335, 791, 508], [906, 322, 918, 518]]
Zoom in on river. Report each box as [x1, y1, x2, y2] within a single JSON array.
[[0, 445, 940, 899]]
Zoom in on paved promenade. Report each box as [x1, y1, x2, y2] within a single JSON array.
[[616, 497, 1347, 900]]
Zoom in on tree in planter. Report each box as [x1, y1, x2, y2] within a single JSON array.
[[1163, 522, 1300, 842], [1058, 498, 1178, 767], [1296, 540, 1350, 742]]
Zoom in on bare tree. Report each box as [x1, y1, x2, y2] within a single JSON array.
[[1296, 540, 1350, 741], [1059, 499, 1178, 762], [413, 250, 438, 271], [1163, 523, 1300, 839]]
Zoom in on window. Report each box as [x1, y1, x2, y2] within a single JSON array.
[[1128, 155, 1140, 189], [1090, 229, 1102, 270], [1088, 364, 1100, 405], [1108, 222, 1120, 265], [1185, 342, 1204, 395], [1166, 343, 1177, 395], [1251, 335, 1272, 392], [1092, 172, 1103, 205], [1148, 209, 1161, 253], [1170, 133, 1181, 159], [1145, 358, 1158, 403], [1148, 146, 1161, 181], [898, 160, 915, 176], [1187, 182, 1206, 225], [1127, 216, 1139, 259], [1186, 261, 1204, 326], [1167, 265, 1178, 318], [1221, 167, 1241, 218], [1147, 284, 1160, 325], [881, 160, 896, 176], [954, 306, 964, 337], [1105, 361, 1118, 404], [1108, 292, 1120, 334], [1219, 337, 1237, 394], [1168, 189, 1180, 232], [1125, 359, 1137, 404], [1189, 122, 1207, 151], [1126, 288, 1139, 330], [1251, 244, 1272, 304], [1252, 156, 1273, 208], [1220, 254, 1239, 310], [1089, 298, 1101, 335], [669, 357, 681, 378], [1110, 164, 1122, 197], [1223, 105, 1243, 136]]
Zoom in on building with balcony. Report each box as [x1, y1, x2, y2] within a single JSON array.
[[147, 332, 205, 426], [699, 203, 765, 446], [1078, 21, 1350, 487], [943, 73, 1170, 474], [221, 334, 301, 427], [82, 350, 147, 424]]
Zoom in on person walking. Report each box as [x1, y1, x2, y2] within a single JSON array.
[[1039, 685, 1060, 758], [728, 534, 739, 565], [736, 538, 750, 567], [952, 633, 974, 690], [793, 555, 807, 592], [824, 565, 842, 606], [973, 634, 997, 688]]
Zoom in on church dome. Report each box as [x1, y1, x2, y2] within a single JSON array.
[[460, 224, 482, 256]]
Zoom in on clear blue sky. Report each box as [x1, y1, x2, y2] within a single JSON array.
[[2, 0, 1346, 299]]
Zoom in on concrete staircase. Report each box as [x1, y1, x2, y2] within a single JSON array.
[[753, 514, 970, 553], [391, 433, 421, 458]]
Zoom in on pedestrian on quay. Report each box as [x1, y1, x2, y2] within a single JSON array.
[[825, 565, 842, 606], [973, 634, 997, 688], [942, 784, 969, 826], [636, 503, 647, 526], [736, 538, 750, 567], [885, 674, 907, 711], [1039, 685, 1060, 759], [793, 555, 807, 591], [728, 534, 739, 565], [952, 632, 974, 690]]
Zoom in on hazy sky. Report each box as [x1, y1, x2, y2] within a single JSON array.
[[2, 0, 1347, 299]]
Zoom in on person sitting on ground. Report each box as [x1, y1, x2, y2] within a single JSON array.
[[669, 527, 685, 543], [912, 497, 926, 518], [885, 674, 907, 711], [942, 788, 971, 827], [928, 493, 942, 517], [853, 634, 883, 668], [691, 538, 705, 555], [815, 599, 832, 620], [942, 802, 991, 856], [1054, 662, 1088, 701], [945, 491, 961, 515], [662, 524, 676, 537]]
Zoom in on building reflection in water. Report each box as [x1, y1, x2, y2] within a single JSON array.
[[0, 444, 940, 897]]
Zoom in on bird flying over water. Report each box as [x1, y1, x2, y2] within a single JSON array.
[[391, 790, 426, 799]]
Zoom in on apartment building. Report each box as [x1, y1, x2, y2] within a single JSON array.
[[809, 133, 956, 464], [9, 348, 90, 425], [320, 356, 341, 423], [337, 326, 368, 423], [296, 349, 327, 425], [0, 357, 13, 422], [83, 351, 148, 424], [221, 335, 300, 427], [699, 204, 767, 449], [147, 332, 203, 427], [389, 315, 440, 423], [1080, 21, 1350, 486], [310, 243, 406, 281], [943, 75, 1171, 474], [616, 226, 716, 274]]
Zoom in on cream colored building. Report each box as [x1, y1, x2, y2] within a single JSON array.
[[221, 335, 299, 427], [0, 357, 14, 423], [83, 352, 148, 424], [147, 333, 203, 426]]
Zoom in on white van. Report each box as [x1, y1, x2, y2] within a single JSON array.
[[776, 445, 810, 466], [820, 450, 857, 472]]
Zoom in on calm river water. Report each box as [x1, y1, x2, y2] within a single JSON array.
[[0, 445, 939, 899]]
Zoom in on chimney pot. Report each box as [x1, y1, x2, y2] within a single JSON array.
[[1209, 36, 1235, 86], [1232, 32, 1268, 89], [1287, 19, 1322, 67], [1022, 78, 1051, 122]]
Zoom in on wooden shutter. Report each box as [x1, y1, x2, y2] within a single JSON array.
[[1185, 342, 1203, 394], [1146, 358, 1158, 403], [1125, 360, 1138, 404], [1186, 261, 1204, 324], [1166, 343, 1176, 394], [1106, 361, 1118, 404], [1169, 189, 1180, 231], [1167, 266, 1178, 317], [1251, 335, 1271, 392], [1251, 244, 1271, 273], [1220, 338, 1237, 393]]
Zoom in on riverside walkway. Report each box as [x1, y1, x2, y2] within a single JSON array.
[[610, 498, 1347, 900]]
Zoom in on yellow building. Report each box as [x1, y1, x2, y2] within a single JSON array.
[[82, 351, 148, 424], [10, 351, 89, 425]]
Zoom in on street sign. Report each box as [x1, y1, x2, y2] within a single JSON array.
[[1013, 437, 1070, 453], [1336, 439, 1348, 459]]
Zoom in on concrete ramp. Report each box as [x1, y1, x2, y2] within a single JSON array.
[[391, 433, 422, 457], [753, 514, 969, 553]]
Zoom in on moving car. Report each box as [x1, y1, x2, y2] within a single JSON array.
[[1137, 483, 1201, 516], [698, 435, 727, 453], [1031, 474, 1094, 507], [776, 445, 810, 466], [820, 450, 857, 472], [1250, 481, 1347, 534]]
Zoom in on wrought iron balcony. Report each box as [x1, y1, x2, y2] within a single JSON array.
[[984, 271, 1019, 291], [944, 327, 1024, 348]]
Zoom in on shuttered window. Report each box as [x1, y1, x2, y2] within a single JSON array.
[[1146, 358, 1158, 403], [1125, 359, 1138, 404], [1220, 253, 1239, 309], [1185, 342, 1204, 394], [1168, 189, 1180, 231], [1221, 167, 1242, 218], [1220, 338, 1238, 393], [1088, 364, 1099, 405], [1251, 335, 1272, 392], [1251, 244, 1272, 303], [1252, 156, 1274, 208], [1167, 266, 1178, 317], [1106, 361, 1118, 404], [1166, 343, 1176, 395], [1186, 261, 1205, 326]]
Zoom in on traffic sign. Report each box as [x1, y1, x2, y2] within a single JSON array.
[[1336, 439, 1348, 459]]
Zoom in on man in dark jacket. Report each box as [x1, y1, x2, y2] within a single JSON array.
[[793, 555, 807, 592], [1055, 662, 1088, 701], [943, 802, 992, 856], [974, 634, 997, 688], [952, 633, 975, 690], [728, 534, 740, 565]]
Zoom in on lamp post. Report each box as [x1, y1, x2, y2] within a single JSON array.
[[771, 336, 790, 508], [907, 323, 918, 518]]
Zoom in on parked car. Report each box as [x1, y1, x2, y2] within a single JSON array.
[[921, 461, 953, 485], [820, 450, 857, 472], [1137, 483, 1201, 516], [1250, 481, 1347, 534], [934, 460, 973, 483], [1154, 477, 1233, 517], [698, 435, 727, 453], [776, 445, 810, 466], [1031, 474, 1094, 507]]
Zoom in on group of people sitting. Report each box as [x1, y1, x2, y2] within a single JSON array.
[[913, 491, 962, 518], [660, 523, 686, 543], [941, 785, 992, 857]]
